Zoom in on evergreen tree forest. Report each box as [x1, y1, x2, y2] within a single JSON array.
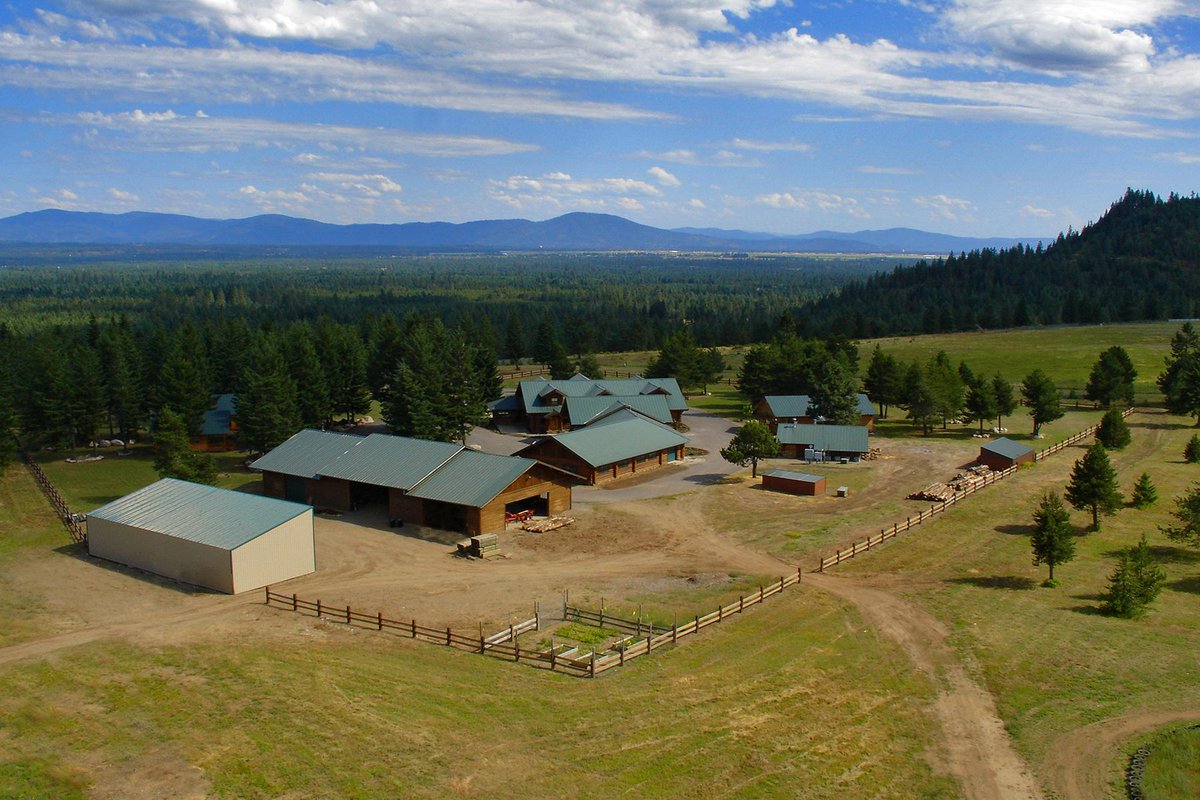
[[797, 189, 1200, 338]]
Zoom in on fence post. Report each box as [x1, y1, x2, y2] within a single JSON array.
[[480, 622, 486, 654], [411, 619, 417, 638], [292, 593, 297, 611], [551, 639, 557, 671], [590, 652, 596, 677], [535, 601, 540, 631], [563, 591, 568, 620], [672, 612, 678, 643], [759, 585, 764, 603], [377, 611, 383, 631], [316, 599, 322, 618], [718, 604, 723, 622], [346, 605, 351, 624], [446, 626, 452, 646], [264, 586, 270, 605], [515, 640, 521, 663], [739, 595, 744, 613]]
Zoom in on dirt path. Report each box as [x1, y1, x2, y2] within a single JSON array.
[[809, 572, 1044, 800], [1044, 707, 1200, 800]]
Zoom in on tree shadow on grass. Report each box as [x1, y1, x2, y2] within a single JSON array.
[[949, 575, 1038, 590], [1168, 576, 1200, 595], [995, 523, 1033, 537], [1101, 545, 1200, 564], [1068, 592, 1108, 616]]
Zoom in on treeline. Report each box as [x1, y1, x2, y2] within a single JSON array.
[[0, 252, 885, 350], [0, 311, 500, 465], [797, 189, 1200, 338]]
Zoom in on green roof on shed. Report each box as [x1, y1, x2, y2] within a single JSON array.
[[525, 411, 688, 467], [981, 437, 1033, 460], [200, 393, 237, 436], [763, 470, 824, 483], [409, 450, 536, 507], [565, 395, 673, 426], [776, 424, 870, 453], [88, 478, 310, 550], [763, 394, 875, 419], [517, 376, 688, 415]]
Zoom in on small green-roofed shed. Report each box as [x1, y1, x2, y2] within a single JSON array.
[[408, 450, 537, 508], [86, 478, 315, 594], [979, 437, 1035, 470], [777, 424, 870, 456]]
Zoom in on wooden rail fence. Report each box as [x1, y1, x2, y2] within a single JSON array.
[[21, 451, 86, 544], [266, 566, 802, 677], [816, 408, 1136, 572]]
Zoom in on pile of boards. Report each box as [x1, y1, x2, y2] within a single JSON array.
[[455, 533, 500, 559], [521, 516, 574, 533], [863, 447, 882, 460], [909, 465, 993, 502]]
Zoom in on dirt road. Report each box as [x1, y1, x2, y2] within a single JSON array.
[[1044, 707, 1200, 800], [809, 572, 1044, 800]]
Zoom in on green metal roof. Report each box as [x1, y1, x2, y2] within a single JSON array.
[[517, 376, 688, 415], [318, 433, 462, 491], [763, 469, 824, 483], [409, 450, 535, 507], [764, 394, 875, 419], [526, 412, 688, 467], [564, 395, 673, 426], [250, 429, 364, 478], [981, 437, 1033, 460], [88, 478, 310, 550], [200, 393, 237, 436], [776, 424, 870, 453]]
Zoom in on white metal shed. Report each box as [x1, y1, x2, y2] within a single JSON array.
[[87, 478, 315, 594]]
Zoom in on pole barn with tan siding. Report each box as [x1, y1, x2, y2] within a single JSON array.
[[86, 478, 315, 594]]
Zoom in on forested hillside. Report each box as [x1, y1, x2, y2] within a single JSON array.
[[799, 190, 1200, 338]]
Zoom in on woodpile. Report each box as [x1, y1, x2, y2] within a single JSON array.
[[909, 466, 994, 502], [863, 447, 882, 460], [521, 516, 574, 533]]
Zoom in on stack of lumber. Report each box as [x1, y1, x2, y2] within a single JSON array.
[[909, 483, 955, 502], [521, 516, 575, 533], [455, 533, 500, 558], [863, 447, 882, 460]]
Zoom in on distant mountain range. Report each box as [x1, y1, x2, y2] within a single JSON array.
[[0, 209, 1045, 254]]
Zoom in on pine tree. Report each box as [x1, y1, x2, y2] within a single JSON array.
[[153, 408, 217, 485], [1085, 346, 1137, 407], [927, 351, 965, 429], [237, 337, 301, 454], [965, 377, 998, 434], [720, 420, 780, 478], [1185, 434, 1200, 463], [902, 361, 939, 435], [1161, 482, 1200, 547], [503, 315, 525, 365], [282, 326, 331, 428], [808, 358, 860, 425], [1022, 369, 1064, 436], [1064, 442, 1124, 530], [1101, 536, 1166, 618], [992, 374, 1016, 431], [45, 341, 105, 457], [1095, 408, 1132, 450], [1130, 472, 1158, 509], [864, 346, 899, 418], [1030, 491, 1075, 584], [157, 323, 212, 435], [546, 340, 575, 380], [648, 330, 702, 388], [0, 367, 14, 468], [576, 353, 602, 378], [1158, 323, 1200, 419], [326, 326, 371, 423], [695, 347, 726, 394], [98, 325, 143, 447]]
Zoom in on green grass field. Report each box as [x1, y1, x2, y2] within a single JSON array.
[[836, 408, 1200, 795], [859, 322, 1182, 397], [1142, 726, 1200, 800]]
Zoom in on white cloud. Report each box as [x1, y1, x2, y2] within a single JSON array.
[[648, 166, 681, 187], [634, 149, 763, 167], [49, 109, 537, 157], [754, 190, 870, 218], [1019, 203, 1055, 218], [756, 192, 805, 209], [616, 197, 644, 211], [488, 170, 663, 211], [107, 188, 140, 202], [307, 172, 403, 197], [1155, 151, 1200, 164], [688, 198, 706, 208], [914, 193, 977, 221], [728, 138, 813, 153], [857, 165, 920, 175]]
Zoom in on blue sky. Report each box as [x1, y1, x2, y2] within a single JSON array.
[[1, 1, 1199, 236]]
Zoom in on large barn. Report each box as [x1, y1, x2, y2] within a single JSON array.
[[252, 430, 576, 535], [515, 407, 688, 484], [489, 374, 688, 433], [754, 394, 877, 432], [86, 478, 315, 594]]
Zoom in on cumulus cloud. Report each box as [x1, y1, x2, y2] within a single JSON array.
[[107, 188, 139, 202], [648, 166, 681, 187], [688, 198, 706, 208], [728, 138, 813, 153], [914, 193, 976, 221], [1155, 151, 1200, 164], [488, 171, 663, 211], [754, 190, 870, 218], [307, 172, 403, 197], [1019, 204, 1055, 218], [857, 165, 919, 175]]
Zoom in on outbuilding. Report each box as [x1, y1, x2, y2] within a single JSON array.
[[86, 478, 315, 594], [978, 437, 1035, 470], [776, 423, 870, 461], [754, 394, 877, 433], [761, 469, 826, 496]]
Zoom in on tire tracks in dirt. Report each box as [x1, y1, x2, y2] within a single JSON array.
[[808, 572, 1044, 800], [1043, 706, 1200, 800]]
